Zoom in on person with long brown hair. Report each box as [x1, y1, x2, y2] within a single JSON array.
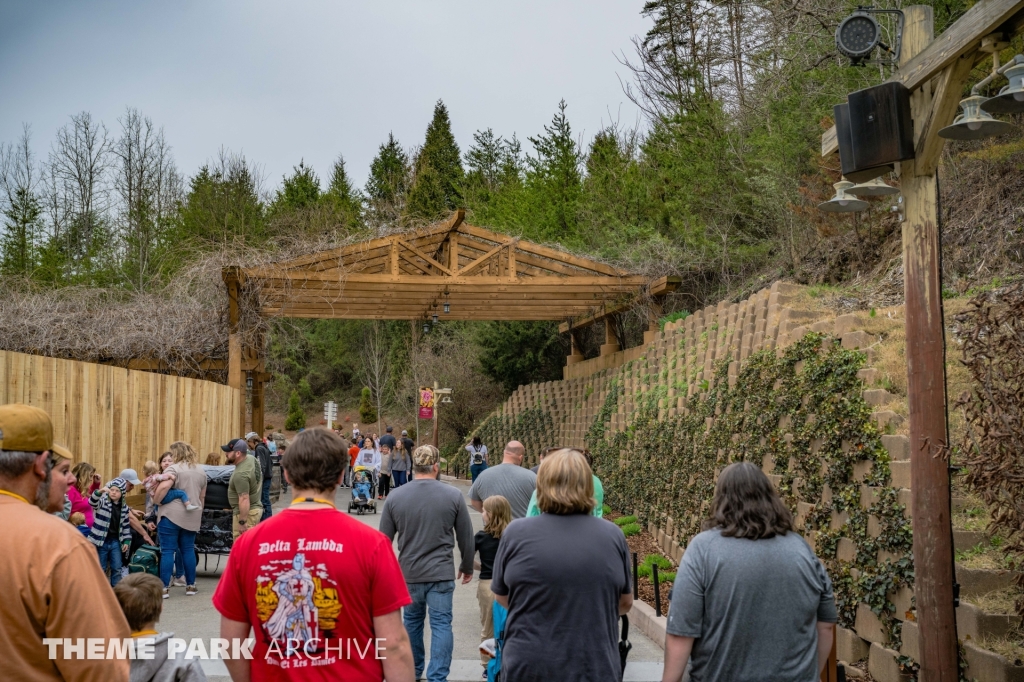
[[490, 449, 632, 682], [661, 461, 836, 682], [68, 461, 100, 526]]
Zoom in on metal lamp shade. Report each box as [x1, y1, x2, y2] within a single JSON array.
[[847, 177, 900, 196], [939, 96, 1015, 140], [818, 181, 869, 213], [981, 64, 1024, 114]]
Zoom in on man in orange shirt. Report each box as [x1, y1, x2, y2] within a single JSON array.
[[0, 404, 130, 682]]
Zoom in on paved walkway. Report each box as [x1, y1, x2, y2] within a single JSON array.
[[159, 477, 665, 681]]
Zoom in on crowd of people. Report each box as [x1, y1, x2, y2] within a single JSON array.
[[1, 400, 837, 682]]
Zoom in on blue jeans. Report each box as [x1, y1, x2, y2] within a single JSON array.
[[156, 488, 188, 510], [261, 477, 272, 522], [470, 463, 488, 482], [392, 470, 408, 487], [158, 517, 197, 586], [404, 580, 455, 682], [97, 539, 124, 586]]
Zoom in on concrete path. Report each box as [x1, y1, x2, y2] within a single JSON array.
[[160, 477, 665, 681]]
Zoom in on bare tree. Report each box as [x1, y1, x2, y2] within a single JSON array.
[[361, 320, 393, 433], [47, 111, 113, 266], [113, 108, 182, 289]]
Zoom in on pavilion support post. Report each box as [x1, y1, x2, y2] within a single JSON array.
[[223, 267, 245, 436], [251, 373, 265, 437], [600, 317, 620, 356], [900, 7, 959, 680], [567, 330, 584, 365]]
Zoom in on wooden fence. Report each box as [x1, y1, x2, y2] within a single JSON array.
[[0, 350, 241, 481]]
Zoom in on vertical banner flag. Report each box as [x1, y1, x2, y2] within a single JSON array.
[[419, 386, 435, 420]]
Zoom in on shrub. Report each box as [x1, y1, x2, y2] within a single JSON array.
[[614, 515, 638, 526], [636, 563, 652, 578], [620, 523, 642, 537], [406, 426, 417, 440], [284, 390, 305, 431], [644, 554, 673, 570], [658, 571, 676, 583], [358, 387, 377, 424], [601, 503, 611, 516]]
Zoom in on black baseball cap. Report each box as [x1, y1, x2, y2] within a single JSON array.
[[220, 438, 241, 452]]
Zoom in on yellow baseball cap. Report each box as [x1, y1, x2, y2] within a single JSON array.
[[0, 404, 54, 453], [51, 443, 73, 460]]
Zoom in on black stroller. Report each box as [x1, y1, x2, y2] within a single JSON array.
[[347, 466, 378, 514]]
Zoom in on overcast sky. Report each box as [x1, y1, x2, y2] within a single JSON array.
[[0, 1, 650, 193]]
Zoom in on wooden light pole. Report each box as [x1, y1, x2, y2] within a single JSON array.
[[822, 4, 1024, 675], [900, 8, 960, 679]]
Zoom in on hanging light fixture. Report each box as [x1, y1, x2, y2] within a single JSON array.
[[432, 312, 439, 324], [423, 322, 429, 334], [982, 62, 1024, 114], [818, 181, 869, 213], [847, 177, 900, 197], [939, 96, 1015, 139], [443, 301, 450, 314]]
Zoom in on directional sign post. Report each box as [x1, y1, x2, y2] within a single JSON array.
[[324, 401, 338, 430]]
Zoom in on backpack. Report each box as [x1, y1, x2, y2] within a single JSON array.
[[128, 544, 161, 577], [472, 446, 485, 466]]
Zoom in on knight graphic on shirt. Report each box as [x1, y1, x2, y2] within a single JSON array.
[[254, 551, 342, 658]]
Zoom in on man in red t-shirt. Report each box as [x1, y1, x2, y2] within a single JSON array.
[[214, 428, 414, 682]]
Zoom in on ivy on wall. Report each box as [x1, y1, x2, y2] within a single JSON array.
[[574, 333, 916, 648], [474, 407, 556, 469]]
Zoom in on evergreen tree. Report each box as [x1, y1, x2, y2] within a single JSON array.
[[406, 100, 464, 220], [525, 100, 583, 243], [358, 386, 377, 424], [172, 151, 264, 250], [365, 134, 410, 223], [270, 160, 321, 215], [1, 185, 43, 275], [323, 154, 363, 226], [285, 389, 305, 431], [0, 127, 43, 276]]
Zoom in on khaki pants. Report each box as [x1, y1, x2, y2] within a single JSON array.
[[233, 507, 263, 539], [477, 578, 494, 666]]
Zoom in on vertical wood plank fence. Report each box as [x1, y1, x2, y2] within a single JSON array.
[[0, 350, 241, 481]]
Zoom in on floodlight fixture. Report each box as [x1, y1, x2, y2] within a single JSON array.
[[835, 7, 903, 66]]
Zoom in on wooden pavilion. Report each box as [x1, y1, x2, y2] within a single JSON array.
[[222, 210, 678, 434]]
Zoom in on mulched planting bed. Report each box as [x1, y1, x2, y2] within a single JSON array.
[[608, 511, 675, 613]]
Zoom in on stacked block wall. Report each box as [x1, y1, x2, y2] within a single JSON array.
[[486, 282, 926, 677]]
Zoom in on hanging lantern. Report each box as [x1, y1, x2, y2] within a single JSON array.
[[423, 322, 429, 333], [443, 301, 450, 314], [981, 63, 1024, 114], [938, 96, 1014, 140], [818, 181, 869, 213], [847, 177, 900, 197], [432, 312, 439, 324]]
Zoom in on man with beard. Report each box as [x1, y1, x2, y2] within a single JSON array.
[[0, 404, 130, 681]]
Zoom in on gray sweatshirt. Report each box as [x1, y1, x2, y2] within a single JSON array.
[[379, 478, 475, 583], [130, 632, 207, 682]]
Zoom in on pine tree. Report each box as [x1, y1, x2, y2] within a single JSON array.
[[270, 160, 321, 215], [365, 134, 409, 223], [358, 386, 377, 424], [525, 100, 583, 242], [285, 389, 305, 431], [323, 154, 363, 226], [1, 185, 43, 275], [406, 100, 464, 220]]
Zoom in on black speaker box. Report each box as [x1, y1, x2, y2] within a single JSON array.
[[834, 82, 914, 182]]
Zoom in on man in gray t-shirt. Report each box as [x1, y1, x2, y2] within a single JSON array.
[[468, 440, 536, 518], [665, 529, 837, 681]]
